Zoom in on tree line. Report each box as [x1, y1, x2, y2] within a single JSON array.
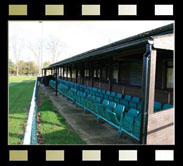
[[9, 35, 63, 76], [9, 59, 51, 75]]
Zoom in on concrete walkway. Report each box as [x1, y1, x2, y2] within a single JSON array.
[[40, 85, 138, 145]]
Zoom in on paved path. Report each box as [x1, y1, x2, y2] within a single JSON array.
[[40, 85, 138, 145]]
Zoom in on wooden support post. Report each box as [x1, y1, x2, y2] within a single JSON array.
[[91, 63, 94, 87], [140, 43, 157, 144], [66, 66, 68, 81], [63, 67, 65, 79], [76, 65, 78, 83], [108, 61, 113, 91], [70, 66, 72, 82], [81, 66, 84, 85], [147, 49, 157, 115], [100, 64, 102, 82]]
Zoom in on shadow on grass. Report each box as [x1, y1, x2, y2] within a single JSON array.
[[39, 129, 86, 145], [9, 133, 24, 144], [9, 80, 35, 86]]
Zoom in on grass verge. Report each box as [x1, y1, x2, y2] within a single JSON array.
[[37, 88, 86, 144]]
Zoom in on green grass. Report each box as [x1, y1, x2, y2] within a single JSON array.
[[38, 88, 86, 144], [9, 76, 36, 145]]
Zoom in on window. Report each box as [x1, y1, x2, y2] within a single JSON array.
[[68, 68, 71, 78], [113, 65, 119, 83], [78, 69, 81, 78], [166, 61, 173, 89], [64, 68, 67, 77], [129, 62, 142, 86], [101, 67, 107, 82], [72, 69, 76, 78], [84, 69, 89, 77], [94, 68, 100, 80]]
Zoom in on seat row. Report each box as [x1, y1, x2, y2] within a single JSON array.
[[55, 79, 173, 112], [49, 79, 173, 141], [49, 79, 141, 141]]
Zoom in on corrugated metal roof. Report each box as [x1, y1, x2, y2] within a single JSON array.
[[44, 23, 173, 69]]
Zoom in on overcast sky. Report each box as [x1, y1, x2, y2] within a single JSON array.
[[9, 20, 174, 64]]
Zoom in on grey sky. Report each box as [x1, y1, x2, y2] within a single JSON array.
[[9, 20, 174, 64]]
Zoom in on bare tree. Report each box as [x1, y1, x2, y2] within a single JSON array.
[[47, 36, 63, 63], [27, 42, 42, 75], [11, 39, 22, 76]]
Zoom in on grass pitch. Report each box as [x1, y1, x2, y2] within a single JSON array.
[[9, 76, 36, 144]]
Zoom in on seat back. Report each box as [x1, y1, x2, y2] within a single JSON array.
[[102, 99, 109, 107], [95, 97, 101, 104], [101, 89, 106, 95], [127, 108, 139, 117], [114, 104, 125, 120], [137, 104, 142, 112], [116, 93, 123, 99], [91, 95, 96, 101], [132, 116, 141, 138], [97, 89, 101, 93], [154, 101, 162, 112], [106, 91, 111, 96], [162, 104, 173, 110], [107, 101, 116, 111], [121, 99, 129, 107], [129, 101, 137, 109], [111, 92, 116, 98], [132, 97, 140, 104], [124, 95, 132, 101]]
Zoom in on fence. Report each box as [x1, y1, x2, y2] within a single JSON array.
[[23, 78, 38, 145]]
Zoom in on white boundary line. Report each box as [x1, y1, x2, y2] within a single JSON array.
[[23, 79, 38, 145]]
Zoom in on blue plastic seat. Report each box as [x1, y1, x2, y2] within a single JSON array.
[[87, 95, 96, 111], [129, 101, 137, 109], [106, 91, 111, 96], [107, 104, 125, 126], [131, 116, 141, 139], [114, 93, 123, 104], [97, 99, 109, 117], [114, 104, 126, 121], [154, 101, 162, 112], [124, 95, 132, 101], [80, 92, 86, 106], [97, 89, 102, 93], [137, 104, 142, 112], [110, 91, 116, 99], [122, 108, 139, 132], [162, 104, 173, 110], [101, 89, 106, 95], [98, 93, 104, 99], [121, 99, 129, 111], [131, 97, 140, 104], [84, 94, 92, 108], [105, 101, 116, 113], [92, 97, 102, 113], [108, 96, 114, 101]]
